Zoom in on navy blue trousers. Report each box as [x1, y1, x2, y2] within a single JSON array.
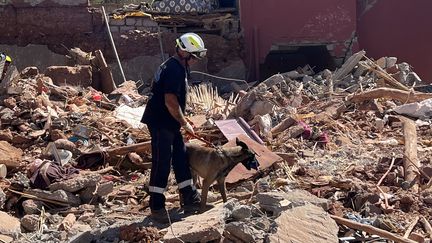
[[148, 126, 197, 210]]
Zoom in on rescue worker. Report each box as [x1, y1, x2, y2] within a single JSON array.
[[0, 53, 12, 81], [141, 33, 207, 223]]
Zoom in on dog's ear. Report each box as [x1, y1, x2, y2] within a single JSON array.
[[236, 138, 248, 150]]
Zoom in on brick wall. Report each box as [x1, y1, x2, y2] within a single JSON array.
[[0, 1, 245, 83], [0, 0, 104, 49], [109, 17, 159, 33]]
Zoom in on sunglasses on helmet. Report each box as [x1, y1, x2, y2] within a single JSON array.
[[190, 51, 206, 59]]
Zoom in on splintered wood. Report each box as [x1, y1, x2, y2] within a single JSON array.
[[333, 50, 366, 81], [348, 87, 432, 103], [400, 116, 420, 192], [188, 83, 239, 117], [331, 216, 417, 243]]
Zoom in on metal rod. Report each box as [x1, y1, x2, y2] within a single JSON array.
[[157, 25, 165, 62], [101, 6, 127, 84]]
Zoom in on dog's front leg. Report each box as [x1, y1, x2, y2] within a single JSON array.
[[200, 178, 211, 211], [217, 177, 228, 202], [192, 172, 201, 189]]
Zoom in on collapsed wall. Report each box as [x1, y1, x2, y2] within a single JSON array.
[[0, 0, 104, 51], [0, 0, 245, 84]]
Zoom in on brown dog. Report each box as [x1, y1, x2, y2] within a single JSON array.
[[186, 138, 259, 210]]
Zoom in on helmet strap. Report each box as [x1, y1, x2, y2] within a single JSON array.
[[185, 58, 192, 79], [175, 48, 192, 78]]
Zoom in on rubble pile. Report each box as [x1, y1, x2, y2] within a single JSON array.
[[0, 53, 161, 241], [0, 49, 432, 243], [181, 50, 432, 242]]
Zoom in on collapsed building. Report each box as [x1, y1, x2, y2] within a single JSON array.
[[0, 0, 432, 243]]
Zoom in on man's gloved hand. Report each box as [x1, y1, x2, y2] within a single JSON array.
[[182, 122, 195, 135]]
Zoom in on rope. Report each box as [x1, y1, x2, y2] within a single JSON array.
[[166, 208, 185, 243], [190, 70, 252, 90]]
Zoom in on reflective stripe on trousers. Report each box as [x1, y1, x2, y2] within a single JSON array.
[[148, 126, 196, 210], [149, 186, 165, 194]]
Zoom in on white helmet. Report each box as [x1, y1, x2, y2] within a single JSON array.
[[176, 33, 207, 59]]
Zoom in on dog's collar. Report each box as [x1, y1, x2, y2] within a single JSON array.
[[216, 148, 238, 178]]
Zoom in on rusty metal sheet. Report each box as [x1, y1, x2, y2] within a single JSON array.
[[224, 134, 282, 184]]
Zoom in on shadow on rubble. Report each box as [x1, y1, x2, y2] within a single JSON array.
[[69, 216, 164, 243]]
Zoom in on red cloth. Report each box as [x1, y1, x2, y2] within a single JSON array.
[[298, 121, 312, 139]]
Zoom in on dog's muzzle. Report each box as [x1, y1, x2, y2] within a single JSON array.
[[243, 156, 260, 170]]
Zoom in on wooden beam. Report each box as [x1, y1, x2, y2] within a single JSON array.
[[333, 50, 366, 81], [400, 116, 420, 192], [363, 55, 409, 91], [270, 116, 297, 137], [404, 216, 419, 238], [331, 215, 417, 243], [348, 88, 432, 103], [420, 216, 432, 239], [106, 141, 151, 156], [95, 50, 117, 94]]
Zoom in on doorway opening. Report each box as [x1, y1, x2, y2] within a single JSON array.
[[259, 45, 336, 81]]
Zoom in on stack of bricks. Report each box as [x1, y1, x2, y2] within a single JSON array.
[[109, 17, 159, 33]]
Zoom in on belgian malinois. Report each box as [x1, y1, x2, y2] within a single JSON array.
[[186, 138, 260, 211]]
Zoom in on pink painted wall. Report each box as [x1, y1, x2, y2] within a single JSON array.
[[239, 0, 357, 81], [240, 0, 432, 82], [357, 0, 432, 82]]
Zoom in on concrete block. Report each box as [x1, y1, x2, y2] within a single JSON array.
[[125, 18, 136, 26], [269, 205, 338, 243], [256, 190, 330, 216], [142, 18, 158, 27], [163, 204, 225, 242], [225, 221, 265, 242], [134, 18, 142, 26], [120, 26, 135, 32], [45, 65, 92, 87], [136, 26, 152, 32], [110, 26, 120, 33], [109, 18, 125, 26]]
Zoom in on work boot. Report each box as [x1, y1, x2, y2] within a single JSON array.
[[150, 208, 181, 224], [182, 190, 201, 213]]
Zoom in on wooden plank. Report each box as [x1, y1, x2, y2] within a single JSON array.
[[348, 88, 432, 103], [95, 50, 117, 94], [270, 116, 297, 137], [331, 215, 417, 243], [420, 216, 432, 238], [106, 141, 151, 156], [400, 116, 419, 192], [333, 50, 366, 81], [404, 216, 419, 238], [363, 55, 409, 91]]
